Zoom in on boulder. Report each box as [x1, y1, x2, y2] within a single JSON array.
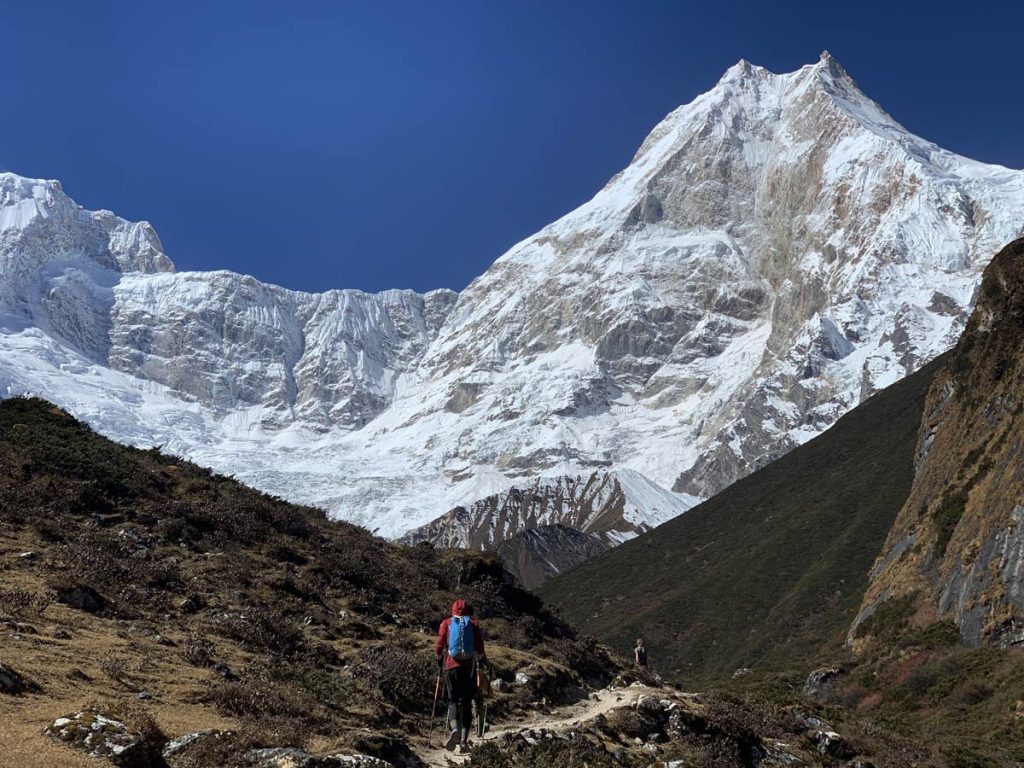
[[44, 708, 162, 767], [0, 662, 39, 694], [212, 662, 237, 680], [811, 729, 855, 760], [162, 729, 234, 759], [803, 667, 846, 700], [56, 585, 107, 613]]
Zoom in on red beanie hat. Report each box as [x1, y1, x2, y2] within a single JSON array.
[[451, 599, 466, 616]]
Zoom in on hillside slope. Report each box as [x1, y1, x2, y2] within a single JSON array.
[[542, 355, 943, 682], [0, 398, 613, 767], [855, 236, 1024, 647]]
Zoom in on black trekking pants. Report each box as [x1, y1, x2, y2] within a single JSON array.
[[443, 665, 476, 731]]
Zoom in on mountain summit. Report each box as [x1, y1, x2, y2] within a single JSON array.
[[1, 57, 1022, 537]]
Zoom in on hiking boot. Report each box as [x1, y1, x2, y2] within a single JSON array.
[[443, 728, 460, 751]]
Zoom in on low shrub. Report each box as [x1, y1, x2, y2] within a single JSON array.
[[358, 638, 437, 714], [207, 676, 319, 740], [99, 657, 130, 684], [0, 587, 51, 617], [182, 635, 216, 667]]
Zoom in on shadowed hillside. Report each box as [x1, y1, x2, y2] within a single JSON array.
[[542, 355, 944, 683]]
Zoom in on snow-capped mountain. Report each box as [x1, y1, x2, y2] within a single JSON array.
[[2, 53, 1023, 541]]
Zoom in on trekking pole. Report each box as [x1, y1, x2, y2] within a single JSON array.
[[428, 666, 442, 746]]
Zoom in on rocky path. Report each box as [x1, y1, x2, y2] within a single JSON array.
[[416, 684, 666, 767]]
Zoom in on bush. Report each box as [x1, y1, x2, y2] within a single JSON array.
[[902, 621, 961, 650], [933, 491, 968, 559], [182, 635, 216, 667], [269, 662, 355, 712], [208, 676, 317, 730], [900, 666, 939, 701], [953, 680, 995, 707], [358, 638, 437, 714], [99, 657, 130, 684], [214, 609, 305, 657], [0, 587, 51, 617], [854, 593, 918, 642]]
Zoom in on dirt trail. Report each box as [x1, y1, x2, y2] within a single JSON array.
[[417, 684, 666, 767]]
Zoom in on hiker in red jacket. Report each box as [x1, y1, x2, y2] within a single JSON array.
[[435, 599, 485, 752]]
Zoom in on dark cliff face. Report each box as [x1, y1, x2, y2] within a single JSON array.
[[496, 525, 613, 590], [855, 237, 1024, 647]]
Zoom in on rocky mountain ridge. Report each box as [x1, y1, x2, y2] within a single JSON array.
[[853, 236, 1024, 648], [2, 53, 1023, 538], [401, 470, 697, 587]]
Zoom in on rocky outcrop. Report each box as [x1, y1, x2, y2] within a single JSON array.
[[854, 237, 1024, 647], [243, 748, 392, 768], [0, 661, 39, 695], [44, 707, 165, 767]]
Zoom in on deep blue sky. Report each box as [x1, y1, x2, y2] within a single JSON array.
[[4, 1, 1022, 293]]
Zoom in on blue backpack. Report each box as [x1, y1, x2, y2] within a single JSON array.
[[448, 615, 475, 661]]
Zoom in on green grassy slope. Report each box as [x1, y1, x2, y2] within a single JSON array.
[[542, 356, 945, 684]]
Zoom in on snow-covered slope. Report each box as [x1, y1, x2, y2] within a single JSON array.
[[2, 53, 1023, 540]]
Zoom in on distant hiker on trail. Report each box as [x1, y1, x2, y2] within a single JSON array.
[[634, 638, 648, 669], [436, 598, 486, 752]]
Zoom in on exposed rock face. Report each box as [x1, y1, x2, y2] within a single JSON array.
[[1, 53, 1024, 538], [854, 238, 1024, 647], [401, 470, 696, 587]]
